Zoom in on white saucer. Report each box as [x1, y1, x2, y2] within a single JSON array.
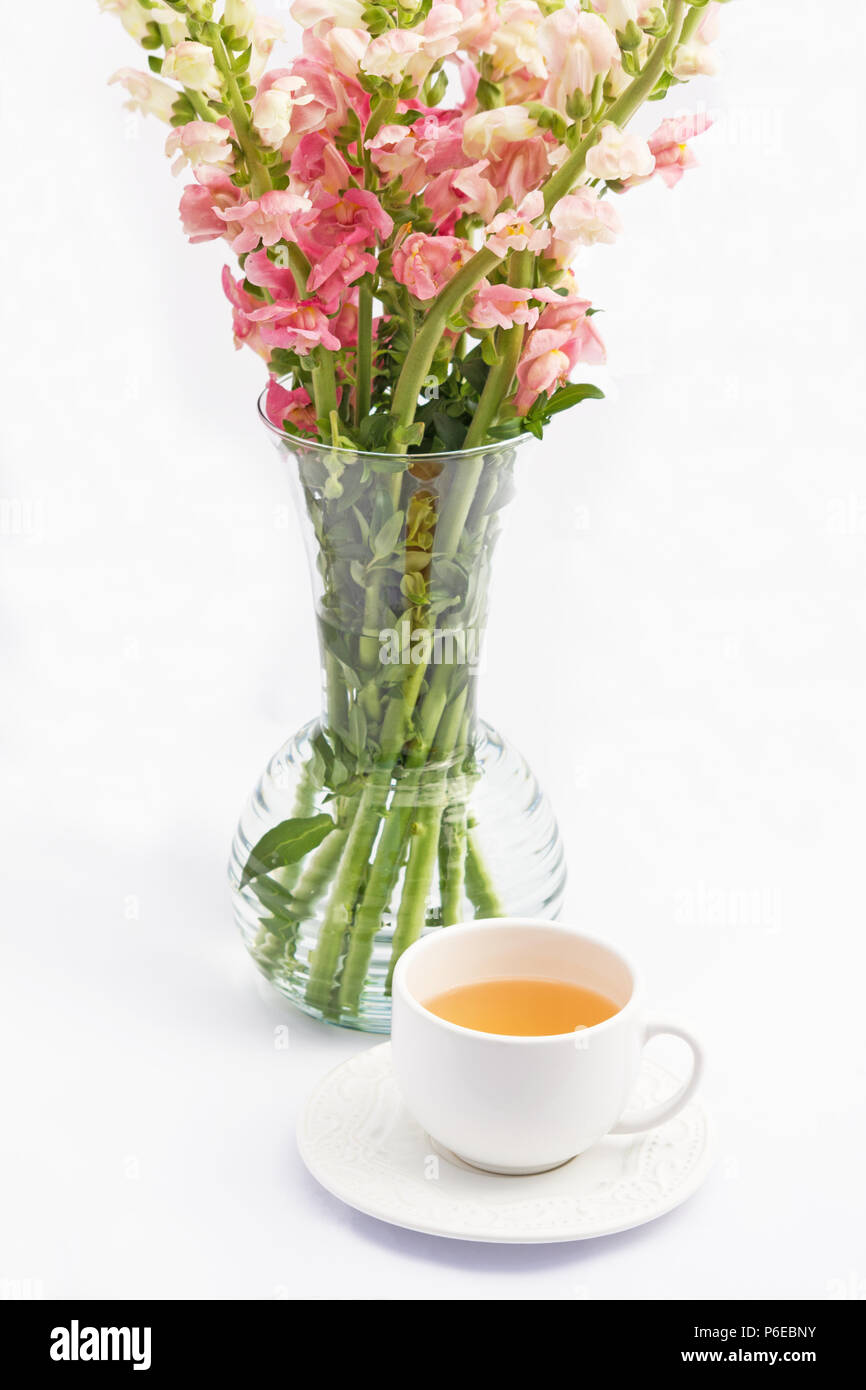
[[297, 1043, 712, 1243]]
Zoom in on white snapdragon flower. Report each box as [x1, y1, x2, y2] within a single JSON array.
[[162, 42, 223, 100], [224, 0, 256, 38], [164, 121, 233, 175], [487, 1, 546, 81], [585, 122, 654, 180], [109, 67, 178, 123], [99, 0, 186, 45], [673, 2, 721, 78], [462, 104, 540, 159], [250, 18, 286, 85], [252, 76, 314, 149], [325, 27, 371, 78], [291, 0, 366, 27]]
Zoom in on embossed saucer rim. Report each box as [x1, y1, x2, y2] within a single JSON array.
[[297, 1042, 713, 1244]]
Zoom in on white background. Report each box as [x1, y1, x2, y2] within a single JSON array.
[[2, 2, 865, 1300]]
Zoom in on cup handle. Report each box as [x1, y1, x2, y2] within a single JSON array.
[[610, 1018, 704, 1135]]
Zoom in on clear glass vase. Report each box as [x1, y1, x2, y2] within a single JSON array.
[[228, 397, 566, 1031]]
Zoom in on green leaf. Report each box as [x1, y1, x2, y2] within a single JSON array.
[[476, 77, 505, 110], [430, 411, 465, 451], [480, 335, 502, 368], [241, 814, 334, 887], [371, 510, 404, 560], [545, 383, 605, 415]]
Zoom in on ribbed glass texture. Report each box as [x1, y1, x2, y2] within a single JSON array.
[[228, 405, 566, 1031]]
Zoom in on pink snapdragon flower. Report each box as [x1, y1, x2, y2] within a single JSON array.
[[294, 190, 392, 307], [165, 120, 233, 176], [264, 378, 317, 435], [392, 232, 473, 301], [236, 248, 342, 357], [514, 332, 572, 414], [422, 4, 464, 61], [585, 123, 654, 181], [216, 190, 312, 254], [415, 113, 470, 175], [309, 243, 378, 308], [243, 249, 298, 300], [514, 293, 606, 414], [296, 188, 392, 248], [248, 300, 342, 355], [484, 136, 551, 207], [451, 161, 500, 223], [538, 10, 620, 112], [549, 187, 621, 264], [221, 268, 270, 359], [646, 112, 713, 187], [331, 294, 360, 348], [179, 169, 244, 244], [290, 133, 354, 193], [456, 0, 499, 53], [469, 283, 542, 331], [534, 291, 606, 362], [485, 192, 550, 258], [368, 114, 470, 194], [367, 126, 428, 195], [262, 57, 360, 153]]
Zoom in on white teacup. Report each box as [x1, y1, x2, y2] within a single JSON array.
[[391, 918, 703, 1174]]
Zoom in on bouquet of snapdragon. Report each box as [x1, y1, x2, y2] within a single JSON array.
[[104, 0, 724, 1025]]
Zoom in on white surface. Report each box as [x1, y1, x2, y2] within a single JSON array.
[[298, 1044, 712, 1241], [2, 3, 865, 1299]]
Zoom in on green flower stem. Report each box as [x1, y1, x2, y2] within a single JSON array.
[[384, 686, 470, 987], [326, 448, 504, 1006], [206, 24, 271, 199], [292, 823, 350, 913], [465, 825, 505, 918], [323, 646, 349, 742], [358, 472, 403, 721], [678, 4, 703, 48], [338, 675, 468, 1012], [306, 442, 510, 1014], [439, 804, 468, 927], [312, 348, 338, 423], [355, 277, 374, 426], [463, 251, 532, 449], [304, 659, 428, 1010], [390, 247, 501, 432]]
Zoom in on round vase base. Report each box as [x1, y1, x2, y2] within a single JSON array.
[[229, 718, 566, 1033]]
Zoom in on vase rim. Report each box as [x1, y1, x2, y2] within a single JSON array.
[[257, 382, 534, 462]]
